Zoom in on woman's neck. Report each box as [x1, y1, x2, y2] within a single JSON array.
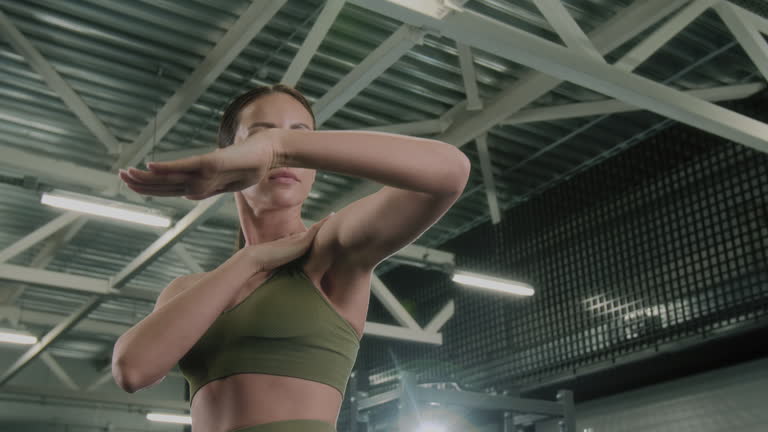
[[245, 207, 307, 245]]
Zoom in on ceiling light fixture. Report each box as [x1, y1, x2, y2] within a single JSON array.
[[389, 0, 465, 19], [452, 270, 535, 296], [0, 330, 37, 345], [146, 413, 191, 425], [41, 190, 171, 228]]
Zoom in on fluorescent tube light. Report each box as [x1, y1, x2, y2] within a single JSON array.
[[390, 0, 464, 19], [0, 331, 37, 345], [146, 413, 192, 425], [452, 270, 534, 296], [41, 190, 171, 228]]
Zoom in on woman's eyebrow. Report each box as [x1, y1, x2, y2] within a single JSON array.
[[247, 122, 311, 130], [247, 122, 276, 129]]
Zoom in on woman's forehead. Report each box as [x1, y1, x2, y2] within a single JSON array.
[[239, 93, 313, 125]]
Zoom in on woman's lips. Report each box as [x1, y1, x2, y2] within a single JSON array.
[[268, 169, 299, 183], [269, 175, 298, 184]]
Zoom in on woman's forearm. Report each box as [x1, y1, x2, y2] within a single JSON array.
[[271, 129, 471, 196]]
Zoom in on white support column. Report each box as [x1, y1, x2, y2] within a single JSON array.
[[40, 352, 80, 391], [114, 0, 287, 170], [475, 133, 501, 224], [0, 213, 81, 263], [532, 0, 605, 63], [502, 83, 764, 125], [282, 0, 346, 86], [715, 2, 768, 81], [371, 275, 421, 330], [0, 11, 121, 155], [313, 25, 426, 126], [456, 43, 483, 110]]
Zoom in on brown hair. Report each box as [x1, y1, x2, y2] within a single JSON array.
[[218, 84, 316, 251]]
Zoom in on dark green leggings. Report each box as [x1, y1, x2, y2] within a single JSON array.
[[228, 419, 336, 432]]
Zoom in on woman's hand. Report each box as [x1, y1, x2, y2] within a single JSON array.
[[243, 214, 332, 272], [118, 131, 279, 200]]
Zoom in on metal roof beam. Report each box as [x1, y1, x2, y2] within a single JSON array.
[[0, 195, 226, 387], [360, 0, 768, 153], [0, 11, 121, 155], [313, 25, 426, 126], [0, 384, 189, 411], [113, 0, 287, 170], [715, 2, 768, 82], [0, 213, 80, 264], [502, 83, 764, 125], [615, 0, 721, 73], [332, 0, 688, 214], [532, 0, 605, 63], [456, 43, 483, 110], [40, 352, 80, 391], [475, 133, 501, 224], [282, 0, 346, 87]]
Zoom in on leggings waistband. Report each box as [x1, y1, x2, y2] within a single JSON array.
[[228, 419, 336, 432]]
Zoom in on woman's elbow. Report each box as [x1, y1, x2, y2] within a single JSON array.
[[448, 148, 471, 194], [112, 357, 140, 393], [112, 341, 143, 393]]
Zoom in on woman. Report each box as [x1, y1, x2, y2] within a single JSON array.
[[112, 84, 470, 432]]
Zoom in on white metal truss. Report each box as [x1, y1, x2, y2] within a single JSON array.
[[331, 0, 688, 213], [291, 82, 761, 136], [475, 133, 501, 224], [715, 2, 768, 81], [282, 0, 346, 87], [112, 0, 287, 170], [532, 0, 605, 63], [39, 352, 79, 391], [0, 216, 88, 332], [1, 383, 188, 411], [0, 11, 121, 155], [313, 24, 426, 126], [731, 1, 768, 36], [456, 43, 483, 110], [0, 196, 227, 387], [359, 0, 768, 153], [0, 212, 81, 264], [502, 83, 764, 125]]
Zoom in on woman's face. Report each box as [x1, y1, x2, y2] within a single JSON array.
[[233, 92, 316, 210]]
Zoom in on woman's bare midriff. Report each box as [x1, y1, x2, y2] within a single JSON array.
[[190, 373, 343, 432]]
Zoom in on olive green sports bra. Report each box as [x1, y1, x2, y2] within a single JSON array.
[[177, 259, 361, 403]]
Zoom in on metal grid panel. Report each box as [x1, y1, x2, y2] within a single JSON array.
[[356, 95, 768, 397]]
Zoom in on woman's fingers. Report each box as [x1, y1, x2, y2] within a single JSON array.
[[121, 168, 192, 186], [146, 155, 205, 173], [125, 183, 188, 197]]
